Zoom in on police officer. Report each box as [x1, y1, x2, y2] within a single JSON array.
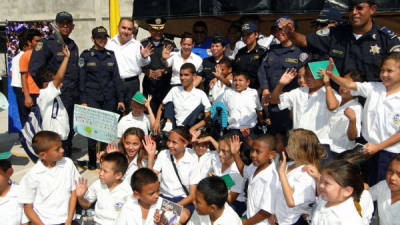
[[141, 17, 176, 116], [280, 0, 400, 82], [311, 7, 342, 32], [233, 23, 267, 89], [29, 11, 79, 157], [258, 17, 308, 135], [79, 26, 124, 169]]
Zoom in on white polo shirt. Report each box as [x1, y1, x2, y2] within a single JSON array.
[[311, 196, 362, 225], [0, 182, 29, 225], [369, 180, 400, 225], [115, 196, 163, 225], [275, 164, 316, 225], [162, 86, 211, 126], [351, 82, 400, 153], [244, 162, 280, 225], [18, 157, 79, 225], [106, 34, 150, 79], [85, 179, 132, 225], [166, 51, 203, 85], [279, 86, 341, 144], [187, 203, 242, 225], [153, 148, 201, 198], [360, 190, 374, 225], [328, 99, 363, 153], [122, 155, 148, 185], [197, 150, 217, 179], [223, 87, 262, 129], [37, 81, 70, 140], [118, 113, 151, 137], [11, 51, 23, 88]]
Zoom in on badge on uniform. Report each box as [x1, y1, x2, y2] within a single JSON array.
[[78, 58, 85, 68], [87, 62, 96, 67], [370, 44, 381, 55], [107, 62, 114, 67], [56, 52, 65, 56], [206, 49, 212, 56], [252, 55, 259, 60], [316, 28, 330, 37], [285, 58, 298, 63], [35, 42, 43, 51], [299, 52, 309, 63], [394, 114, 400, 125]]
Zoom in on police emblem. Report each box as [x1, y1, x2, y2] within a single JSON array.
[[78, 58, 85, 68], [155, 18, 162, 25], [316, 28, 330, 37], [35, 42, 43, 51], [394, 114, 400, 125], [206, 49, 212, 56], [114, 202, 123, 211], [299, 52, 309, 63], [370, 44, 381, 55]]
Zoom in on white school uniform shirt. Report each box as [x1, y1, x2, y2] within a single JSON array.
[[85, 179, 133, 225], [279, 86, 341, 144], [114, 196, 163, 225], [211, 157, 245, 202], [118, 113, 151, 137], [123, 155, 148, 185], [18, 157, 79, 225], [223, 87, 262, 129], [166, 51, 203, 85], [369, 180, 400, 225], [311, 196, 362, 225], [328, 99, 363, 153], [11, 50, 23, 87], [162, 86, 211, 126], [244, 162, 280, 225], [106, 34, 150, 79], [275, 163, 316, 225], [224, 45, 237, 60], [359, 190, 374, 225], [209, 80, 229, 105], [187, 203, 242, 225], [37, 81, 69, 140], [0, 182, 29, 225], [197, 150, 217, 179], [153, 148, 202, 198], [351, 82, 400, 153]]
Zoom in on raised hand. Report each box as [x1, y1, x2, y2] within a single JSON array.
[[161, 44, 173, 60], [140, 42, 154, 58], [190, 129, 201, 143], [278, 151, 287, 174], [279, 68, 297, 86], [145, 95, 153, 110], [229, 135, 242, 155], [142, 135, 156, 156], [278, 19, 295, 36], [302, 164, 320, 181], [209, 78, 218, 89], [212, 64, 223, 78], [240, 127, 250, 138], [62, 44, 70, 58], [75, 177, 88, 198]]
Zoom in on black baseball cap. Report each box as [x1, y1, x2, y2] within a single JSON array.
[[313, 7, 342, 24], [348, 0, 376, 7], [92, 26, 109, 38], [56, 11, 73, 23]]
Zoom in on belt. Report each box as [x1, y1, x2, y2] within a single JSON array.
[[123, 76, 139, 82]]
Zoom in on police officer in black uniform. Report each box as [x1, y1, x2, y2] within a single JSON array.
[[29, 11, 79, 157], [280, 0, 400, 82], [233, 23, 267, 89], [79, 26, 124, 169], [141, 18, 176, 115]]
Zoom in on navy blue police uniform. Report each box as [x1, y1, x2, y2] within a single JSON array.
[[200, 55, 231, 95]]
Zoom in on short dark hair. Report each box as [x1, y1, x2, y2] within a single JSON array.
[[211, 35, 226, 47], [0, 159, 11, 172], [181, 32, 194, 43], [348, 70, 364, 82], [219, 58, 232, 68], [180, 63, 196, 74], [170, 126, 192, 143], [32, 131, 61, 155], [389, 154, 400, 167], [197, 176, 228, 209], [102, 152, 128, 175], [255, 134, 276, 151], [130, 168, 159, 192], [36, 66, 57, 88], [193, 21, 208, 31], [118, 18, 134, 27], [232, 71, 249, 80], [25, 29, 42, 42]]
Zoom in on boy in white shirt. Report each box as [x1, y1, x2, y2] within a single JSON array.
[[76, 152, 132, 225], [0, 151, 29, 225], [188, 176, 242, 225], [18, 131, 79, 225]]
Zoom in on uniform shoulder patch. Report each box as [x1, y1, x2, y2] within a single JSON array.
[[390, 45, 400, 53], [380, 26, 398, 39], [78, 58, 85, 68], [34, 41, 43, 51], [299, 52, 309, 63], [316, 28, 330, 37]]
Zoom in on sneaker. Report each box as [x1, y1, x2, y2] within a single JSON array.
[[162, 121, 173, 132]]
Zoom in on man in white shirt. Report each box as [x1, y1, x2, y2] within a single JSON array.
[[106, 18, 153, 108], [10, 42, 26, 126]]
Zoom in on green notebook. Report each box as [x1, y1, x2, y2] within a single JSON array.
[[221, 174, 235, 188], [308, 60, 340, 79]]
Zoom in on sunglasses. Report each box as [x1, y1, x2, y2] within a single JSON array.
[[194, 30, 206, 34]]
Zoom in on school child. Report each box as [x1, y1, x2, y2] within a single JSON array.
[[76, 152, 132, 225], [274, 129, 326, 225], [369, 155, 400, 225], [187, 176, 242, 225], [297, 66, 307, 88], [0, 151, 29, 225], [115, 168, 163, 225], [18, 131, 80, 225], [208, 58, 233, 104], [324, 54, 400, 185], [233, 135, 280, 225], [118, 92, 156, 137], [150, 126, 201, 223], [191, 130, 219, 179]]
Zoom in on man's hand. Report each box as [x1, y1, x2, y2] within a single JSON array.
[[278, 19, 295, 36], [161, 45, 173, 60], [149, 69, 164, 79], [140, 43, 154, 58], [24, 95, 34, 108]]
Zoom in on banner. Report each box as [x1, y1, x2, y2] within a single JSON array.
[[73, 104, 119, 144]]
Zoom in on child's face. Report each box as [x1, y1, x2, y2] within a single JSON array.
[[99, 161, 122, 185], [131, 101, 146, 117], [339, 74, 354, 98], [250, 140, 276, 167], [304, 67, 323, 90], [297, 67, 307, 87], [41, 140, 64, 163], [380, 58, 400, 90], [123, 134, 141, 159], [134, 181, 160, 206], [386, 159, 400, 193], [180, 68, 195, 88], [217, 140, 233, 164], [193, 190, 213, 215], [167, 132, 187, 156], [233, 75, 250, 92], [220, 63, 232, 77], [319, 171, 352, 206], [193, 142, 209, 158]]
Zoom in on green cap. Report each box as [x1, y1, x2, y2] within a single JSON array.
[[0, 151, 11, 160], [132, 91, 146, 104]]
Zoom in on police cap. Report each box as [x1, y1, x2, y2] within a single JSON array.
[[348, 0, 376, 7], [92, 26, 109, 38], [241, 23, 258, 33], [313, 7, 342, 24], [56, 11, 73, 23], [147, 17, 166, 31]]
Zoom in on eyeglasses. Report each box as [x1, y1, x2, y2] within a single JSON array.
[[194, 30, 206, 34]]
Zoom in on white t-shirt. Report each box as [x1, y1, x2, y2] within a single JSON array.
[[222, 87, 262, 129], [209, 80, 229, 105], [18, 157, 79, 225], [115, 196, 163, 225], [197, 150, 217, 179], [85, 179, 132, 225], [153, 148, 201, 198], [118, 113, 151, 137], [311, 196, 362, 225], [11, 51, 23, 87], [187, 203, 242, 225], [351, 82, 400, 153], [224, 45, 237, 60], [0, 182, 29, 225], [360, 190, 374, 225], [279, 86, 341, 144], [162, 86, 211, 126], [166, 51, 203, 85], [123, 155, 148, 185], [369, 180, 400, 225], [275, 164, 316, 225], [37, 81, 69, 140], [244, 162, 280, 225]]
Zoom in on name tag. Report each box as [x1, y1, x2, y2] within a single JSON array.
[[285, 58, 298, 63], [87, 62, 96, 67], [331, 49, 343, 55], [56, 52, 64, 56], [107, 62, 114, 67]]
